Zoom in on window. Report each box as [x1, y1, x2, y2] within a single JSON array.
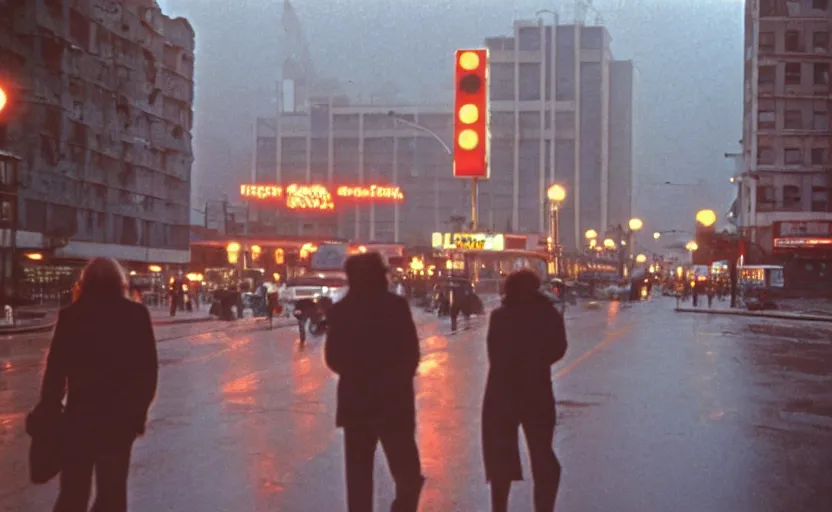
[[758, 146, 775, 164], [811, 148, 829, 165], [813, 112, 829, 130], [757, 185, 776, 211], [758, 110, 776, 129], [759, 32, 775, 53], [783, 185, 801, 209], [518, 63, 542, 100], [784, 109, 803, 129], [785, 31, 800, 52], [814, 63, 829, 85], [784, 148, 803, 165], [785, 63, 801, 85], [813, 32, 829, 53], [758, 65, 775, 85], [811, 186, 829, 212], [518, 27, 541, 51], [812, 0, 828, 10]]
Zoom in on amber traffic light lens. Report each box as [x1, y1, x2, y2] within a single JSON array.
[[458, 51, 480, 70], [458, 74, 482, 94], [0, 87, 7, 114], [458, 129, 479, 150], [458, 104, 479, 124]]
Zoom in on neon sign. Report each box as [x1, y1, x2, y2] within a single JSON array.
[[336, 185, 404, 201], [240, 184, 283, 200], [286, 184, 334, 211], [240, 183, 404, 210]]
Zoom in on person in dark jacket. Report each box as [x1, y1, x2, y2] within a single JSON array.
[[483, 269, 567, 512], [325, 252, 425, 512], [38, 257, 159, 512]]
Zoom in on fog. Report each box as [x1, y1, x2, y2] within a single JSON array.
[[158, 0, 744, 238]]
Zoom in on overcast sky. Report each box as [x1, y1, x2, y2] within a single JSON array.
[[158, 0, 744, 240]]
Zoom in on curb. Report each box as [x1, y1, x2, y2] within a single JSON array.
[[675, 307, 832, 323], [0, 316, 218, 335]]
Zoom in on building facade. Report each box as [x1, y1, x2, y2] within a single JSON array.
[[740, 0, 831, 288], [0, 0, 194, 265], [250, 20, 635, 248]]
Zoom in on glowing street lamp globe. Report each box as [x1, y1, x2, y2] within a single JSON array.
[[696, 209, 717, 227], [653, 231, 661, 240], [628, 218, 644, 231], [685, 241, 699, 252], [603, 238, 616, 249], [547, 184, 566, 203], [585, 229, 598, 240], [635, 254, 647, 263]]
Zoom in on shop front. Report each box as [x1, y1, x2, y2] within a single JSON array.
[[772, 220, 832, 295]]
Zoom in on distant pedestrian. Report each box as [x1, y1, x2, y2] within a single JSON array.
[[325, 253, 425, 512], [482, 269, 567, 512], [32, 257, 158, 512]]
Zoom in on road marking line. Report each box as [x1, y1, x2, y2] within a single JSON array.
[[553, 325, 633, 380]]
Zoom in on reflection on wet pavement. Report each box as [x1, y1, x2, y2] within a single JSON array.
[[1, 300, 831, 511]]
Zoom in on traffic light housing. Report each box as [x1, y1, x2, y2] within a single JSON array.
[[453, 49, 490, 179]]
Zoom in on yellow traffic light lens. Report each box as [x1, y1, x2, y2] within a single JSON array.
[[458, 104, 479, 124], [459, 51, 480, 70], [0, 87, 6, 113], [458, 129, 479, 150]]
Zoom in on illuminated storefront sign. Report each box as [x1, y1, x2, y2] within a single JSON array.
[[431, 232, 505, 251], [773, 221, 832, 250], [336, 185, 404, 201], [240, 183, 403, 210]]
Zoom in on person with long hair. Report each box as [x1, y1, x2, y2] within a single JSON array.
[[482, 269, 567, 512], [36, 258, 158, 511], [325, 253, 425, 512]]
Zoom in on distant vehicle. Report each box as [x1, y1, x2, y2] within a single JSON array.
[[281, 271, 348, 343]]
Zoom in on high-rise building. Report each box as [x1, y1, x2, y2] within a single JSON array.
[[0, 0, 194, 268], [740, 0, 831, 288], [251, 19, 635, 248]]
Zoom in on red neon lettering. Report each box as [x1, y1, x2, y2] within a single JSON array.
[[336, 185, 404, 201], [240, 184, 284, 200], [286, 184, 335, 211]]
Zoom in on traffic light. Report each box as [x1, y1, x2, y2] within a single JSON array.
[[453, 49, 490, 179]]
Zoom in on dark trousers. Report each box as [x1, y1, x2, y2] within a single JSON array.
[[343, 425, 424, 512], [490, 419, 561, 512], [54, 435, 135, 512]]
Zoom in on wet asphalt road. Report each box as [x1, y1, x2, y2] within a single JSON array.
[[1, 299, 831, 511]]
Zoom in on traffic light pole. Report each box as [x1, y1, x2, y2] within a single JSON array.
[[471, 178, 478, 231]]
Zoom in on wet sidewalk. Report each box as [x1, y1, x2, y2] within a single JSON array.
[[675, 297, 832, 323]]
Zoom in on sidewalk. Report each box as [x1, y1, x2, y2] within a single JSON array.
[[0, 305, 216, 335], [675, 300, 832, 323]]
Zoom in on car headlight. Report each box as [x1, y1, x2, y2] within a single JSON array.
[[322, 286, 329, 295]]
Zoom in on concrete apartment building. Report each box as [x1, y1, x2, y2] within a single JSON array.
[[0, 0, 194, 265], [253, 19, 635, 248], [739, 0, 831, 288]]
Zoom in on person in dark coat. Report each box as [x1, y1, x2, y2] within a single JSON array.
[[482, 269, 567, 512], [37, 257, 159, 512], [325, 252, 425, 512]]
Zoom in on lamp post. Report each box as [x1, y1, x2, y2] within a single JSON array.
[[547, 184, 566, 276]]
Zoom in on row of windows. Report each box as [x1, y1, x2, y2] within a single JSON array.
[[758, 146, 829, 165], [759, 62, 830, 86], [759, 30, 830, 54], [756, 185, 829, 212], [758, 109, 829, 130], [760, 0, 829, 17]]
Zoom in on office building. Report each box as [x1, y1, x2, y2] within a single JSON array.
[[739, 0, 831, 288], [251, 19, 635, 248]]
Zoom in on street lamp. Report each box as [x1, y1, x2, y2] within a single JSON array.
[[585, 229, 598, 240], [628, 218, 644, 232], [603, 238, 616, 249], [653, 231, 661, 240], [685, 241, 699, 252], [695, 209, 717, 228], [635, 254, 647, 264], [547, 184, 566, 276]]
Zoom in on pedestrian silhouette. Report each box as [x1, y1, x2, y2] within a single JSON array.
[[482, 270, 567, 512], [31, 257, 158, 512], [325, 253, 425, 512]]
